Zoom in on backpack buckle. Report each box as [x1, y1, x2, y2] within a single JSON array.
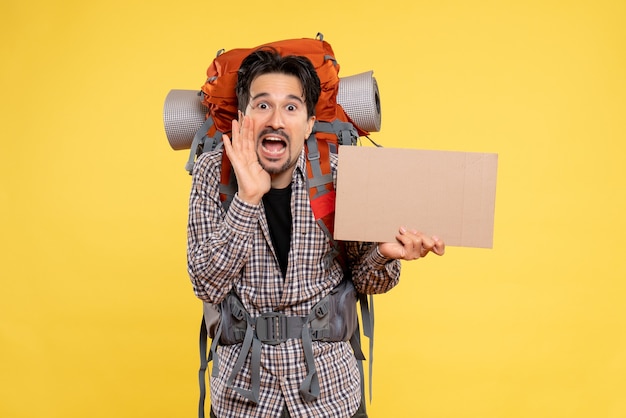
[[307, 150, 320, 161], [315, 303, 329, 318], [310, 328, 329, 340], [255, 312, 288, 345]]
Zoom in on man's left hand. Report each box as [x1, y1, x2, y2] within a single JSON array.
[[378, 227, 445, 260]]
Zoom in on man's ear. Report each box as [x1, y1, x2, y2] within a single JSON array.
[[306, 116, 316, 138]]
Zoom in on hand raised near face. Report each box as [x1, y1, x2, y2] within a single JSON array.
[[221, 112, 271, 205]]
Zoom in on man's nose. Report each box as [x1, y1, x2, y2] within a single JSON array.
[[267, 108, 285, 129]]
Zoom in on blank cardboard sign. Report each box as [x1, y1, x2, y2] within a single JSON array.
[[334, 146, 498, 248]]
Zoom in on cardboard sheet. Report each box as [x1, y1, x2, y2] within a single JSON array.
[[334, 146, 498, 248]]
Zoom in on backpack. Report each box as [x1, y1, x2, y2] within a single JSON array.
[[164, 33, 381, 417]]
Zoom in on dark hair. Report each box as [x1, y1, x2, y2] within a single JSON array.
[[235, 48, 321, 118]]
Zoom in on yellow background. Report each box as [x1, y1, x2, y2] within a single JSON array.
[[2, 0, 625, 417]]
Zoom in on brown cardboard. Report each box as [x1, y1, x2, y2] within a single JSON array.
[[334, 146, 498, 248]]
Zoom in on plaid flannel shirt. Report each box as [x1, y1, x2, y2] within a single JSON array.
[[187, 149, 400, 418]]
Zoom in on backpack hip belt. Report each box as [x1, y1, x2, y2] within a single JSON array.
[[204, 279, 366, 406]]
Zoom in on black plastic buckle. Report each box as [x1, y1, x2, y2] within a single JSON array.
[[255, 312, 287, 345], [310, 328, 329, 340]]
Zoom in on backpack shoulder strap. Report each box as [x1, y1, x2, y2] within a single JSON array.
[[305, 131, 376, 403], [218, 152, 236, 211], [198, 307, 223, 418]]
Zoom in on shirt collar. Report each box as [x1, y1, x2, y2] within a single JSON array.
[[293, 148, 307, 182]]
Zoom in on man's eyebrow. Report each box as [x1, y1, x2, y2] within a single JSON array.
[[250, 92, 305, 103]]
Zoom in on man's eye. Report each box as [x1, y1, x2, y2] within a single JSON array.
[[258, 103, 268, 109], [286, 104, 296, 111]]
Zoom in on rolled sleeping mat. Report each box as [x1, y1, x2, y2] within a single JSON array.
[[162, 89, 209, 151], [163, 71, 382, 150], [336, 71, 381, 133]]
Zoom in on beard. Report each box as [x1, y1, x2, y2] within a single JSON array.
[[257, 128, 295, 175], [259, 155, 294, 175]]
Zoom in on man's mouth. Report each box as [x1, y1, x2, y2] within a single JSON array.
[[261, 136, 288, 156]]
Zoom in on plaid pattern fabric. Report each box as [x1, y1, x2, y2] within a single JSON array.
[[187, 149, 400, 418]]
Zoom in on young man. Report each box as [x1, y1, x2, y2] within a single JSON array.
[[187, 49, 445, 418]]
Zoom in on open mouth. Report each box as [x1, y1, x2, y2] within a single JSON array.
[[261, 136, 288, 156]]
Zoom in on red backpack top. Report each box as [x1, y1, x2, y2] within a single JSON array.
[[200, 34, 368, 136]]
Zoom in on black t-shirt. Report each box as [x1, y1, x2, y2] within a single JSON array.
[[262, 185, 292, 278]]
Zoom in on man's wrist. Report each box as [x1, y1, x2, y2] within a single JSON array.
[[371, 244, 395, 267]]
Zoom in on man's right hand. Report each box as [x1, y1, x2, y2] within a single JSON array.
[[221, 113, 271, 205]]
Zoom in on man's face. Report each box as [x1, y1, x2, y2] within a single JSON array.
[[245, 72, 315, 186]]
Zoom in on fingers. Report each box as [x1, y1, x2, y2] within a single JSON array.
[[224, 115, 255, 163], [394, 227, 419, 260], [237, 112, 254, 153], [396, 228, 445, 260], [432, 236, 446, 256]]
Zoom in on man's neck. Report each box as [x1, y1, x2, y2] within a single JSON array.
[[270, 166, 296, 189]]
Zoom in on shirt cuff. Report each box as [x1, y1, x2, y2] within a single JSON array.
[[369, 245, 395, 269]]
